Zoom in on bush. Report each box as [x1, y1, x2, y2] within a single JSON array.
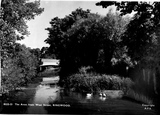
[[122, 77, 134, 92], [66, 67, 134, 93]]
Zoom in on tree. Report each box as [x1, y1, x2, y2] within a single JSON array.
[[45, 8, 91, 83], [40, 47, 56, 59], [2, 43, 40, 90], [0, 0, 44, 54], [0, 0, 44, 91], [96, 1, 160, 65], [65, 11, 129, 74], [45, 8, 129, 84], [45, 8, 90, 58]]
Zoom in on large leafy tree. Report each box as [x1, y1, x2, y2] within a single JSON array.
[[65, 11, 129, 74], [45, 8, 129, 84], [0, 0, 44, 55], [45, 8, 91, 83], [96, 1, 160, 67], [45, 8, 90, 58], [0, 0, 44, 90]]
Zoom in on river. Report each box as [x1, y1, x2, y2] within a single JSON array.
[[0, 76, 158, 115]]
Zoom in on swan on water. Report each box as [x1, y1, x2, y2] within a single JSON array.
[[99, 92, 107, 101], [99, 92, 106, 97], [39, 84, 43, 87], [99, 96, 106, 101], [86, 93, 92, 99]]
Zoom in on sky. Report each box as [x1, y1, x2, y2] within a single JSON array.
[[17, 0, 114, 49]]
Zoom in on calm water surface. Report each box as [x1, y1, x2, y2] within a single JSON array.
[[0, 82, 158, 115]]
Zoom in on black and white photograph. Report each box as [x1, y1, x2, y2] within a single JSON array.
[[0, 0, 160, 114]]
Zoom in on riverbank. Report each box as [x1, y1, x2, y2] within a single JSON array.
[[64, 66, 156, 106], [1, 69, 59, 102], [0, 68, 158, 114], [1, 85, 157, 114]]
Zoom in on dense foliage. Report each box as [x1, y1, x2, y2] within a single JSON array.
[[40, 46, 56, 59], [96, 1, 160, 69], [2, 44, 40, 90], [0, 0, 44, 91], [65, 66, 134, 93], [45, 8, 130, 84]]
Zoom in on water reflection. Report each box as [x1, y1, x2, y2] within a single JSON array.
[[32, 84, 59, 104], [27, 84, 60, 114], [0, 83, 158, 114], [99, 96, 107, 101]]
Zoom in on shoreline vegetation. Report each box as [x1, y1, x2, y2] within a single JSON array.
[[64, 66, 153, 104]]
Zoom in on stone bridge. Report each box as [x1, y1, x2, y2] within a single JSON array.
[[40, 59, 60, 71]]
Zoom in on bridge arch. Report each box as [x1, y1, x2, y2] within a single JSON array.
[[40, 59, 60, 71]]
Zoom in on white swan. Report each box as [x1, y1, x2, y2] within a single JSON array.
[[39, 84, 43, 87], [102, 93, 106, 97], [86, 93, 92, 99], [99, 92, 106, 97], [99, 92, 107, 101]]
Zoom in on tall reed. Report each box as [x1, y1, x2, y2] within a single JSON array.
[[126, 89, 153, 104]]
